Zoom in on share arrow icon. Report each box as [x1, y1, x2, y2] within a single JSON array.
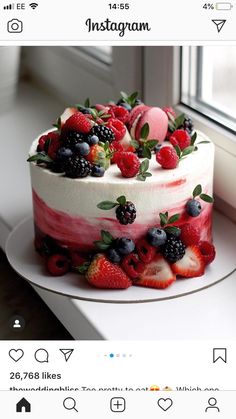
[[212, 19, 227, 33], [60, 349, 74, 362]]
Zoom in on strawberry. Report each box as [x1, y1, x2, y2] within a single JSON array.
[[172, 246, 205, 278], [180, 224, 201, 246], [62, 111, 92, 135], [170, 129, 191, 151], [121, 253, 145, 279], [198, 241, 216, 265], [134, 255, 176, 289], [86, 254, 131, 289], [136, 238, 156, 263], [109, 106, 130, 124], [60, 107, 77, 125], [86, 144, 108, 168], [107, 118, 126, 141]]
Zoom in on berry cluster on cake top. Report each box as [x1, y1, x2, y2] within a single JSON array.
[[28, 91, 208, 180]]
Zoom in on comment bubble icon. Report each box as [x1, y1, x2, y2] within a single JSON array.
[[34, 348, 49, 363]]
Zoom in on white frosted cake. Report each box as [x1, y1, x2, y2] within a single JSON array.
[[28, 93, 216, 290]]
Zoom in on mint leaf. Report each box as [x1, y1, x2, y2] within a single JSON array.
[[181, 145, 195, 157], [120, 91, 128, 100], [141, 123, 150, 140], [117, 196, 126, 206], [200, 193, 214, 203], [94, 241, 110, 251], [143, 146, 152, 159], [175, 113, 185, 128], [140, 159, 149, 173], [168, 214, 180, 224], [174, 145, 181, 159], [97, 201, 117, 210], [101, 230, 114, 245], [84, 98, 90, 108], [129, 91, 139, 102], [75, 262, 90, 274], [164, 226, 181, 236], [160, 212, 168, 227], [193, 184, 202, 198], [27, 153, 52, 163], [191, 132, 197, 145], [198, 140, 210, 144], [137, 174, 146, 181], [130, 140, 139, 150], [146, 140, 159, 149]]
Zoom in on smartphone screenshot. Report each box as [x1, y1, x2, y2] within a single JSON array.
[[0, 1, 236, 417]]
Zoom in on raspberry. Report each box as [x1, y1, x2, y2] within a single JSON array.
[[121, 253, 145, 279], [46, 254, 70, 276], [37, 135, 48, 152], [156, 146, 179, 169], [62, 112, 92, 134], [110, 141, 125, 164], [117, 152, 140, 178], [198, 241, 216, 265], [46, 132, 61, 160], [170, 129, 191, 150], [180, 224, 201, 246], [90, 125, 115, 143], [162, 107, 176, 120], [64, 156, 92, 178], [107, 118, 126, 141], [136, 238, 156, 263], [109, 106, 130, 124], [115, 201, 136, 225]]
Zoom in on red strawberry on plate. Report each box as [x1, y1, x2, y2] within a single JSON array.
[[198, 241, 216, 265], [62, 111, 92, 135], [172, 245, 205, 278], [86, 254, 132, 289], [134, 254, 176, 289]]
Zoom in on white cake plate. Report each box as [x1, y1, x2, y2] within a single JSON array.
[[6, 213, 236, 304]]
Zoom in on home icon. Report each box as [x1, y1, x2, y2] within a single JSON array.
[[16, 398, 31, 413]]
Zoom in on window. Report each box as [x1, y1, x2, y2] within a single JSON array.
[[181, 46, 236, 133]]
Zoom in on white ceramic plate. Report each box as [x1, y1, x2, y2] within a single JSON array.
[[6, 213, 236, 304]]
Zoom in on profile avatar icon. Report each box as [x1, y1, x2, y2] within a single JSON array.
[[13, 319, 21, 329], [205, 397, 220, 412]]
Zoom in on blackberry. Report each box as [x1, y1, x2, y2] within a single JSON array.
[[62, 131, 86, 150], [90, 125, 115, 143], [161, 236, 185, 263], [49, 161, 65, 173], [115, 201, 136, 225], [181, 116, 194, 134], [64, 156, 92, 178]]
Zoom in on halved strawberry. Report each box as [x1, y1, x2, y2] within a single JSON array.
[[62, 111, 92, 135], [60, 107, 77, 126], [136, 238, 156, 264], [134, 254, 176, 289], [86, 254, 131, 289], [198, 241, 216, 265], [172, 246, 205, 278]]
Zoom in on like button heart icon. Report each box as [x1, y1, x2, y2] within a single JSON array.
[[9, 349, 24, 362], [157, 398, 173, 411]]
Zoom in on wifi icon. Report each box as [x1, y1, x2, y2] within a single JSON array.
[[29, 2, 38, 9]]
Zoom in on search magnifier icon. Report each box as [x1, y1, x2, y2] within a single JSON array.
[[63, 397, 78, 412]]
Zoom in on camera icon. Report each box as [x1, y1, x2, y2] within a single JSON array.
[[7, 19, 23, 33]]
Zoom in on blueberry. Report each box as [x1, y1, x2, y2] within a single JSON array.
[[87, 135, 99, 146], [115, 237, 135, 255], [75, 142, 90, 156], [57, 147, 73, 161], [186, 199, 202, 217], [91, 165, 105, 177], [107, 247, 122, 264], [154, 144, 162, 154], [146, 228, 167, 247]]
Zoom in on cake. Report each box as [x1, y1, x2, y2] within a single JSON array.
[[28, 92, 216, 290]]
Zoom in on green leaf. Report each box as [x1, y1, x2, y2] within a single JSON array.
[[200, 193, 214, 203], [84, 98, 90, 108], [140, 159, 149, 174], [141, 123, 150, 140], [129, 91, 139, 102], [198, 140, 210, 144], [144, 172, 152, 177], [159, 212, 168, 227], [137, 174, 146, 182], [130, 140, 139, 150], [97, 201, 117, 210], [164, 226, 181, 236], [75, 262, 90, 274], [94, 241, 110, 251], [193, 184, 202, 198], [191, 132, 197, 145], [27, 153, 52, 163], [101, 230, 114, 245], [167, 112, 176, 123], [174, 145, 181, 159], [146, 140, 159, 149], [181, 146, 195, 157], [168, 121, 176, 132], [168, 214, 180, 224], [175, 113, 185, 128], [142, 146, 152, 159], [120, 91, 128, 100], [117, 195, 126, 206]]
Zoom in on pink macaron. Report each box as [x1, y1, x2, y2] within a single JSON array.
[[135, 107, 168, 143]]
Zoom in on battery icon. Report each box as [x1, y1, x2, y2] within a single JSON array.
[[215, 2, 233, 9]]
